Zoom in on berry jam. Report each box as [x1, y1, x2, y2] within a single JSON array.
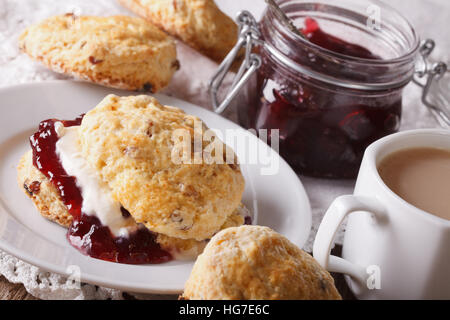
[[238, 18, 402, 178], [30, 118, 172, 264], [302, 18, 379, 60], [68, 214, 171, 264], [31, 117, 84, 219]]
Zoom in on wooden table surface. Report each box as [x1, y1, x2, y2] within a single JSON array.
[[0, 246, 355, 300]]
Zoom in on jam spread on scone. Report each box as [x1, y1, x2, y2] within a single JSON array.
[[30, 117, 172, 264], [31, 117, 83, 219]]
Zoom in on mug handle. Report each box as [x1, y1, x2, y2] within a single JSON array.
[[313, 195, 386, 284]]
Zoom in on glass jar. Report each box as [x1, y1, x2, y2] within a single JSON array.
[[211, 0, 427, 179]]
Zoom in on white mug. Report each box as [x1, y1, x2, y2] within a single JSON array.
[[313, 129, 450, 299]]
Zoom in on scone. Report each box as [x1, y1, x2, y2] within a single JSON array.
[[182, 225, 342, 300], [17, 150, 245, 259], [118, 0, 238, 63], [18, 94, 248, 264], [19, 15, 179, 92], [79, 94, 245, 241]]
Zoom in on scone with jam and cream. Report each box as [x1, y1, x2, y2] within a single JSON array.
[[17, 95, 250, 264], [182, 225, 342, 300]]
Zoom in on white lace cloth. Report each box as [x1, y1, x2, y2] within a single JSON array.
[[0, 0, 448, 299]]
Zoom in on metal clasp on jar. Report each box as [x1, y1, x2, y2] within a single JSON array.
[[209, 11, 262, 114], [413, 39, 449, 127]]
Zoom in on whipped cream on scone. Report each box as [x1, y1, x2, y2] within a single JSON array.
[[55, 123, 138, 238]]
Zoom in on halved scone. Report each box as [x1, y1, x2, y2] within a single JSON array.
[[18, 95, 249, 263]]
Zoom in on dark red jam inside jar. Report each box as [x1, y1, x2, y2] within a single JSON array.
[[236, 1, 419, 178], [30, 117, 172, 264]]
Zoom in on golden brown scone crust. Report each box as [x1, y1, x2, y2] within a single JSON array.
[[19, 14, 178, 92], [183, 225, 342, 300], [118, 0, 238, 63], [17, 151, 73, 228], [79, 95, 245, 241]]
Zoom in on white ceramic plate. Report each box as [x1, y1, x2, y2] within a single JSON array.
[[0, 81, 311, 294]]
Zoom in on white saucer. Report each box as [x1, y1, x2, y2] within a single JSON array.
[[0, 81, 311, 294]]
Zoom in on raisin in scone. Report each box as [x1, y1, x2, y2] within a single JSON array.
[[19, 15, 179, 92], [118, 0, 238, 63], [156, 209, 244, 259], [182, 225, 342, 300], [79, 95, 245, 241]]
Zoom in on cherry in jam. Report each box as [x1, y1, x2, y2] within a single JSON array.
[[238, 18, 401, 178], [30, 118, 172, 264]]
